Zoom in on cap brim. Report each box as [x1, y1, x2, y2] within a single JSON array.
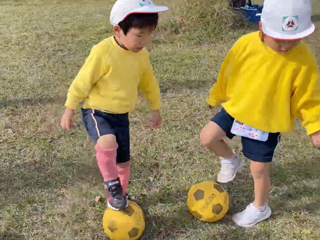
[[262, 22, 315, 40], [122, 5, 169, 21]]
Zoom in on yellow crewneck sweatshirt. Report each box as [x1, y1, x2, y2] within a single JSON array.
[[65, 36, 161, 114], [207, 31, 320, 135]]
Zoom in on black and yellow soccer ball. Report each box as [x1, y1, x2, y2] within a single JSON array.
[[103, 200, 145, 240], [187, 181, 229, 222]]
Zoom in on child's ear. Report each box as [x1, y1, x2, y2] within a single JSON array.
[[113, 25, 122, 38]]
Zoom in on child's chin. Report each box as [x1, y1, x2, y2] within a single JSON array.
[[278, 49, 290, 54], [131, 47, 143, 53]]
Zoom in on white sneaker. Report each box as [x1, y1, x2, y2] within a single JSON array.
[[232, 203, 272, 227], [217, 154, 244, 183]]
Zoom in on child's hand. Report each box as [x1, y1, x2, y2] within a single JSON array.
[[150, 109, 162, 129], [311, 130, 320, 147], [60, 107, 74, 130]]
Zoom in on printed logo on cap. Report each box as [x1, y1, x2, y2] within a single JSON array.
[[138, 0, 152, 7], [282, 16, 299, 32]]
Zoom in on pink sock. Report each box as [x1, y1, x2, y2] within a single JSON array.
[[95, 144, 118, 182], [117, 163, 131, 195]]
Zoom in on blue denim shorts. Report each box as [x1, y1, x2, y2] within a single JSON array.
[[81, 108, 130, 164], [211, 108, 281, 163]]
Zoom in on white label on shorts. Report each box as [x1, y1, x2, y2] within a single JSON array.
[[231, 120, 269, 142]]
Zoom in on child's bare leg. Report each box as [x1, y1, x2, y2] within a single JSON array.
[[232, 160, 272, 227], [232, 132, 279, 227], [250, 161, 270, 208], [200, 121, 234, 158], [97, 134, 118, 149], [200, 121, 243, 183]]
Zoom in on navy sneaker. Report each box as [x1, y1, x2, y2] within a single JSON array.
[[125, 193, 131, 200], [104, 178, 128, 210]]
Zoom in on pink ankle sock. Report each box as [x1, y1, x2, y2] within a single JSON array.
[[117, 163, 131, 195], [95, 144, 118, 182]]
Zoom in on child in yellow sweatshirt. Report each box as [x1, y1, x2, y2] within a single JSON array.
[[200, 0, 320, 227], [60, 0, 168, 210]]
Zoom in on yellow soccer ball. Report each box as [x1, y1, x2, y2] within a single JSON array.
[[103, 200, 145, 240], [187, 181, 229, 222]]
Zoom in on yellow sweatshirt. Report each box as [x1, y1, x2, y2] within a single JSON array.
[[207, 32, 320, 135], [65, 36, 161, 114]]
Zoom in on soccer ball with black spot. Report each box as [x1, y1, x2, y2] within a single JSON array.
[[103, 200, 145, 240], [187, 181, 229, 222]]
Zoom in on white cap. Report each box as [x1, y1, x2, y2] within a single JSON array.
[[261, 0, 315, 40], [110, 0, 169, 26]]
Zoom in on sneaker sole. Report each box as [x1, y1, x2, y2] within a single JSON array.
[[107, 200, 129, 211], [233, 207, 272, 228], [217, 158, 245, 183]]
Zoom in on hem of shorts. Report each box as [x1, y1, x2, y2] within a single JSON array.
[[226, 133, 235, 139], [209, 120, 235, 139], [116, 158, 131, 164], [243, 151, 273, 163]]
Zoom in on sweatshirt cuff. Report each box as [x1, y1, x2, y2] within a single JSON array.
[[206, 97, 220, 106], [65, 98, 79, 110], [150, 101, 162, 111], [305, 120, 320, 135]]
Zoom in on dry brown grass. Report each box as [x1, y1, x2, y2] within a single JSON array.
[[156, 0, 249, 45]]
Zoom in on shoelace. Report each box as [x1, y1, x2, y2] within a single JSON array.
[[220, 161, 236, 172], [243, 205, 261, 220]]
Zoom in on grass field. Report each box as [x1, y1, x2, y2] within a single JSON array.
[[1, 0, 320, 239]]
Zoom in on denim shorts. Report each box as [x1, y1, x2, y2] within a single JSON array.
[[211, 108, 281, 162], [81, 108, 130, 164]]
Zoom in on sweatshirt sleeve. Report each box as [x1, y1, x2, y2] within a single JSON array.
[[206, 40, 240, 107], [138, 55, 162, 111], [65, 45, 109, 110], [291, 57, 320, 135]]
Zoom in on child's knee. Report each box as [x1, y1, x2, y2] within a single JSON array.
[[97, 134, 118, 149], [250, 161, 270, 179], [200, 122, 225, 147]]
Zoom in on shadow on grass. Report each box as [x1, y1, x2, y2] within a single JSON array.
[[268, 159, 320, 215], [73, 160, 102, 185], [0, 96, 65, 109], [160, 79, 213, 95], [0, 79, 210, 109], [0, 76, 218, 111], [0, 160, 73, 207], [133, 155, 320, 239], [55, 151, 320, 239], [137, 186, 277, 240], [0, 231, 26, 240], [28, 122, 319, 240], [312, 14, 320, 23]]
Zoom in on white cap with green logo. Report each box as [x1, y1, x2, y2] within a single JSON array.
[[261, 0, 315, 40], [110, 0, 169, 26]]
